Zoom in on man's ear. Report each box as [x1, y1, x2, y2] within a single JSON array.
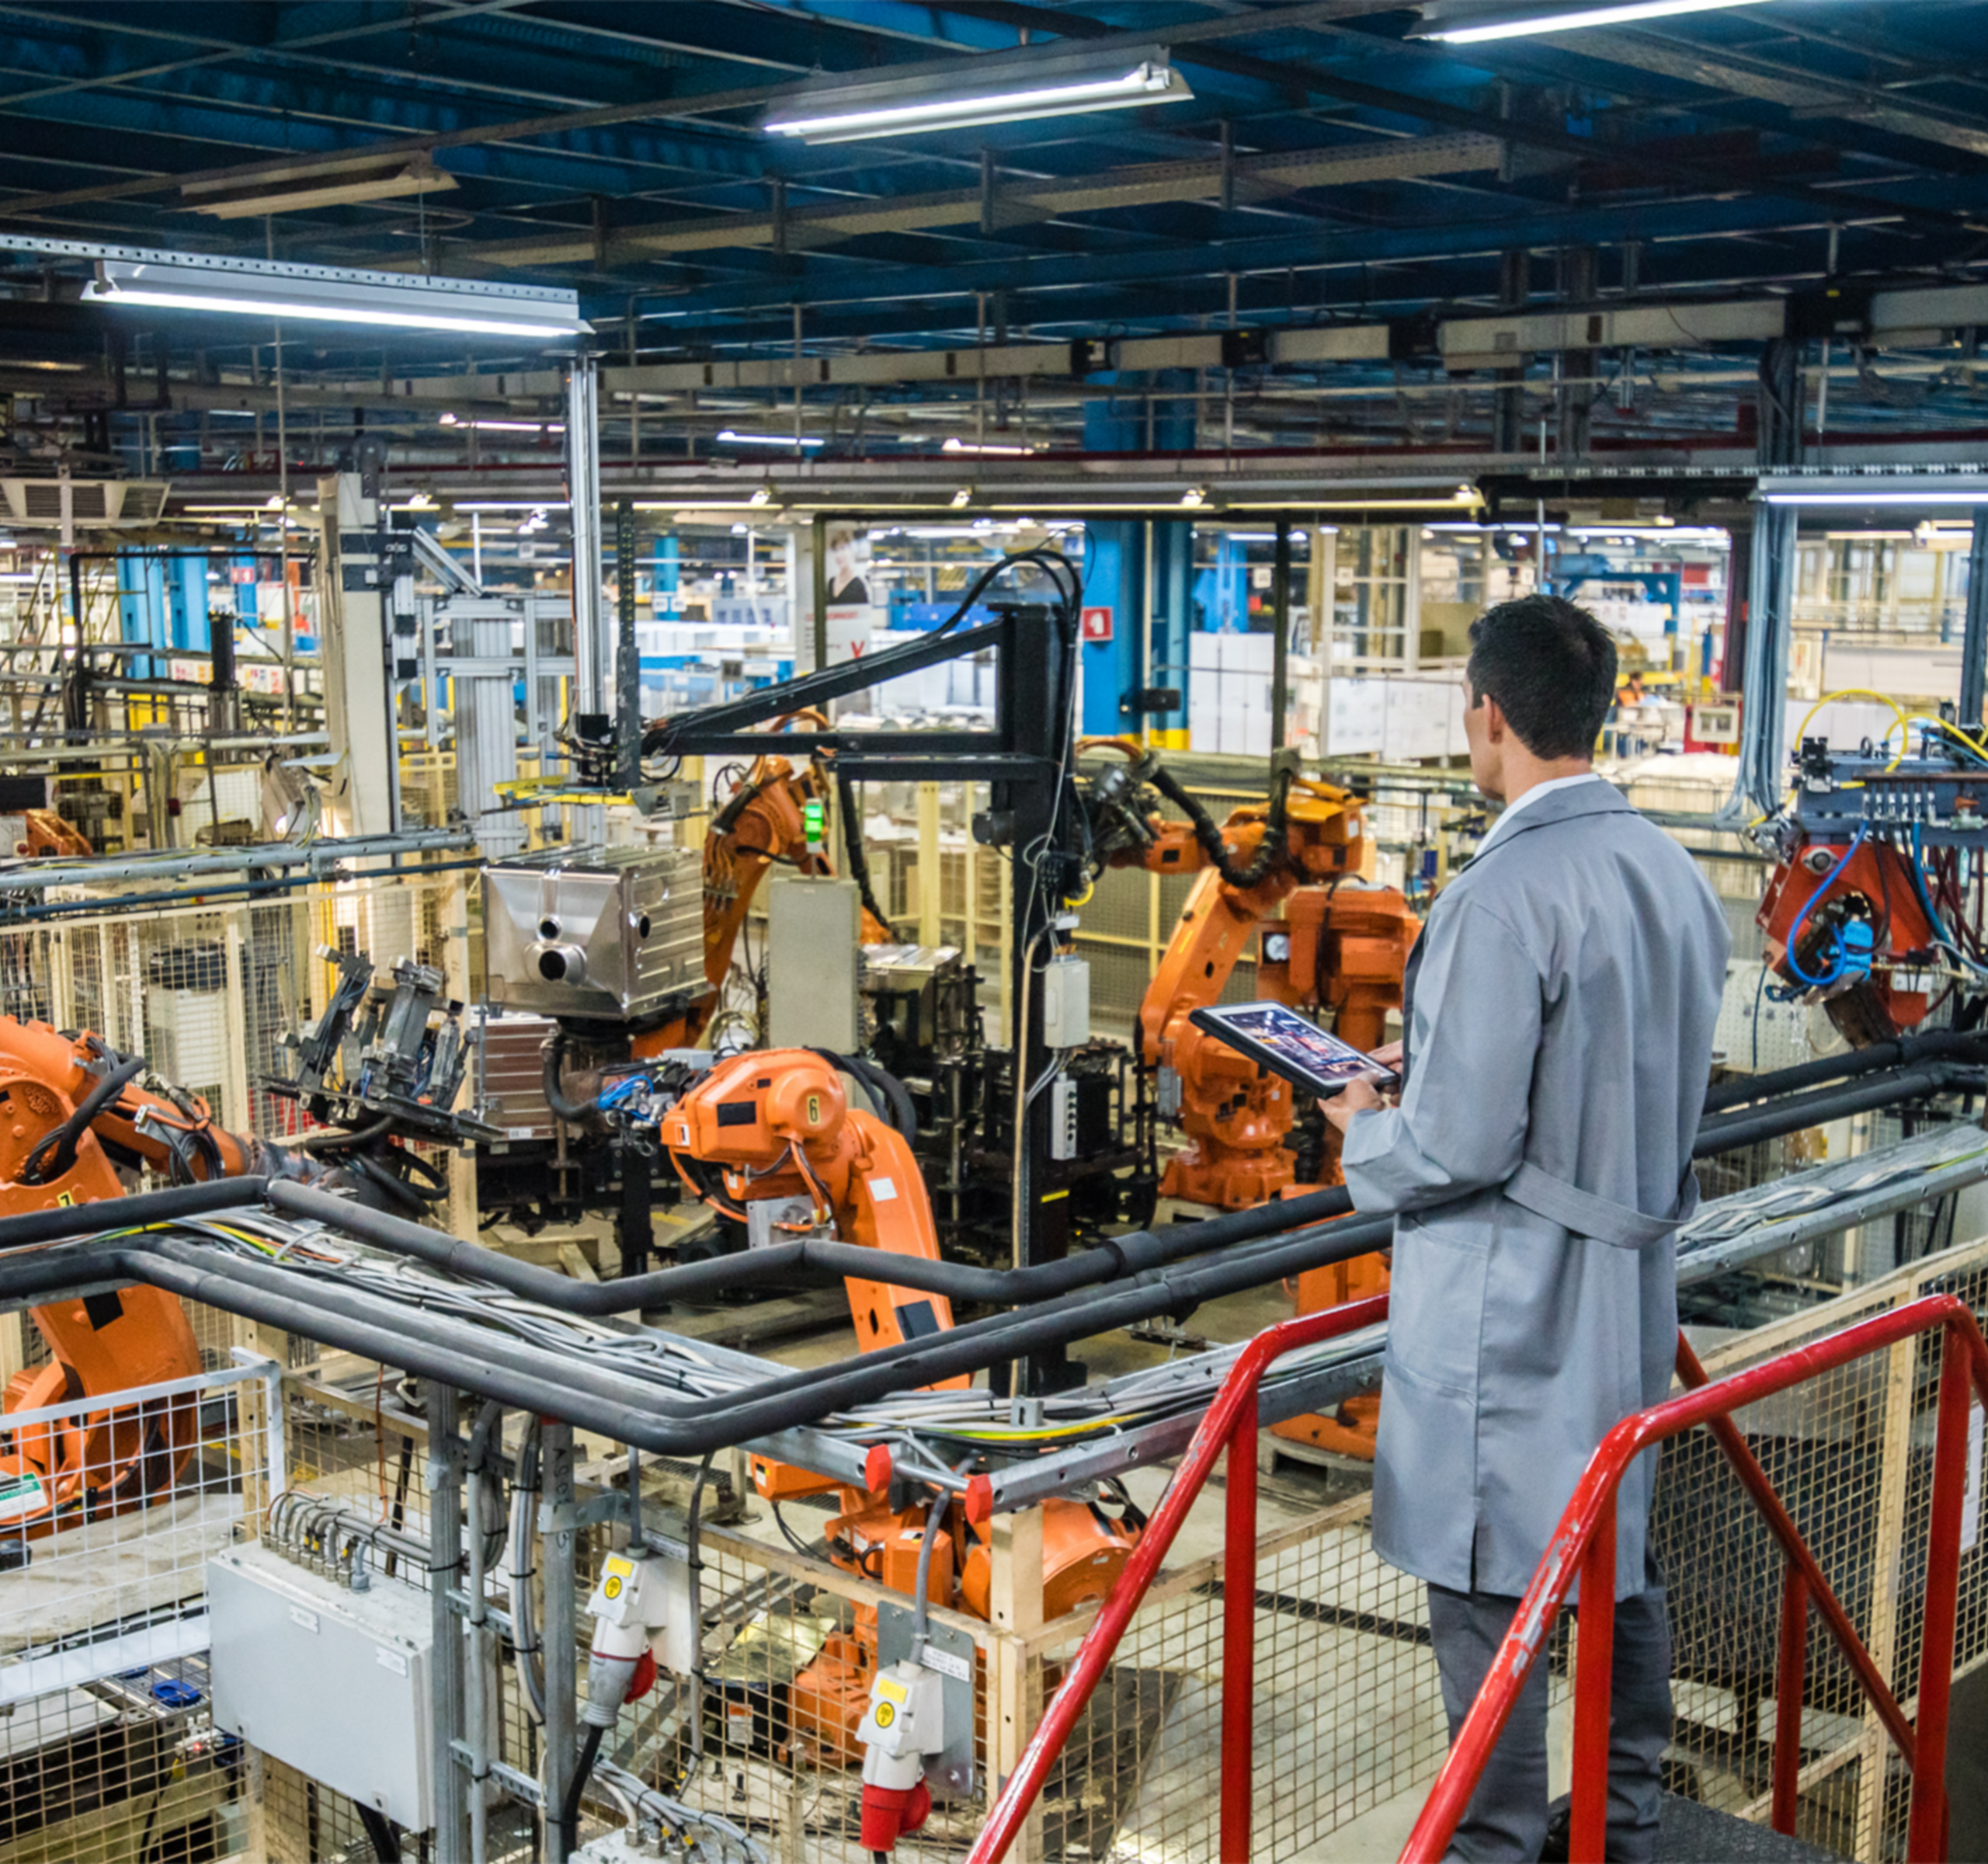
[[1482, 694, 1506, 742]]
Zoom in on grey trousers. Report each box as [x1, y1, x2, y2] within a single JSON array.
[[1427, 1562, 1673, 1864]]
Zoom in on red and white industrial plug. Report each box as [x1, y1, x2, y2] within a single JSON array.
[[855, 1658, 947, 1852], [582, 1551, 694, 1725]]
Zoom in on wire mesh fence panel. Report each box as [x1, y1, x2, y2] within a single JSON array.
[[1019, 1491, 1475, 1862], [1655, 1233, 1988, 1862], [1, 1358, 281, 1706], [0, 1359, 279, 1864]]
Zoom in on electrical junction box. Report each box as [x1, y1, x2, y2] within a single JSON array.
[[1041, 954, 1090, 1050], [207, 1542, 436, 1830], [767, 875, 860, 1051]]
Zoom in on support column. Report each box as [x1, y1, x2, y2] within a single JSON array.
[[1962, 509, 1988, 730], [427, 1385, 470, 1860], [1272, 520, 1291, 749], [1149, 521, 1194, 749], [614, 499, 640, 791], [1557, 246, 1598, 461], [1493, 248, 1530, 456], [541, 1421, 579, 1862], [989, 1508, 1046, 1864], [1731, 340, 1802, 819], [566, 359, 605, 732], [316, 468, 400, 839], [1079, 522, 1145, 737]]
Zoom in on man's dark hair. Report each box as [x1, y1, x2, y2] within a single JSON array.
[[1465, 594, 1618, 760]]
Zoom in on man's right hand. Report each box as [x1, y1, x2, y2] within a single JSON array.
[[1369, 1040, 1404, 1070]]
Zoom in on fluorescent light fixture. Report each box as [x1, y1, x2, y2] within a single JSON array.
[[1180, 487, 1208, 508], [717, 429, 825, 450], [439, 413, 565, 434], [1416, 1, 1767, 43], [942, 436, 1039, 456], [82, 254, 585, 340], [765, 44, 1190, 144], [633, 499, 777, 513], [951, 488, 974, 509], [455, 500, 571, 513], [1760, 486, 1988, 507], [749, 488, 773, 506]]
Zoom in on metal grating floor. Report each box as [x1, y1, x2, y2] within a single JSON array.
[[1545, 1792, 1841, 1863]]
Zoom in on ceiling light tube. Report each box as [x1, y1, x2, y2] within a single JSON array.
[[1418, 1, 1767, 43], [942, 436, 1039, 456], [717, 429, 825, 450], [82, 257, 584, 340], [454, 500, 571, 513], [765, 45, 1190, 144], [1760, 489, 1988, 507], [439, 413, 565, 433]]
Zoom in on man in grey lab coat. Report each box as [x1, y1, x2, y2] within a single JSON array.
[[1323, 596, 1728, 1863]]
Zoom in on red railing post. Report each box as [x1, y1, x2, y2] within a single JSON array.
[[1569, 1501, 1618, 1864], [1221, 1387, 1259, 1864], [1771, 1561, 1809, 1835], [1906, 1323, 1972, 1861], [964, 1295, 1390, 1864]]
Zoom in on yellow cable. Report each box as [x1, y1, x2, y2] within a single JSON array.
[[1887, 712, 1988, 763], [1792, 687, 1913, 774]]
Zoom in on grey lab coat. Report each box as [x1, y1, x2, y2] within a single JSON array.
[[1341, 781, 1729, 1600]]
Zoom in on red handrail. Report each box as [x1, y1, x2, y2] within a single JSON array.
[[1402, 1293, 1988, 1864], [965, 1295, 1391, 1864], [968, 1290, 1988, 1864]]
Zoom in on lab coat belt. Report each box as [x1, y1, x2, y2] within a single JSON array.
[[1502, 1160, 1695, 1250]]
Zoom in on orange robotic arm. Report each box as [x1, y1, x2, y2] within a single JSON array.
[[0, 1017, 321, 1537], [1109, 775, 1416, 1210], [663, 1048, 964, 1375]]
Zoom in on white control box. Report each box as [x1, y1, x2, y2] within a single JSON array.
[[1041, 955, 1090, 1050], [207, 1542, 434, 1830]]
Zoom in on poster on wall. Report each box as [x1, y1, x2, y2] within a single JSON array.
[[821, 523, 881, 668]]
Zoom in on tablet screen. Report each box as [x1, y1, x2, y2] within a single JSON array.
[[1190, 1001, 1399, 1096]]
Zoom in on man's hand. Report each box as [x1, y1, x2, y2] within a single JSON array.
[[1322, 1076, 1387, 1135]]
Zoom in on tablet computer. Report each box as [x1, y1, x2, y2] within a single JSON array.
[[1189, 1001, 1400, 1097]]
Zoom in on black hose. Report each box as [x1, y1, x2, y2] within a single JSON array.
[[836, 767, 897, 941], [1146, 761, 1292, 892], [342, 1150, 431, 1217], [354, 1803, 401, 1862], [0, 1175, 270, 1250], [20, 1052, 147, 1184], [811, 1047, 917, 1142], [1701, 1030, 1988, 1113], [562, 1724, 604, 1854], [542, 1031, 600, 1124], [0, 1050, 1973, 1459], [262, 1177, 1358, 1315], [1694, 1061, 1978, 1156]]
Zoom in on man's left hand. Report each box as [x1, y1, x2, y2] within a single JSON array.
[[1321, 1077, 1386, 1135]]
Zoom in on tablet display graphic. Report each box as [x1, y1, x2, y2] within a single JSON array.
[[1189, 1001, 1399, 1097]]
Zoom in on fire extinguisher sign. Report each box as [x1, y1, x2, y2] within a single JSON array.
[[1080, 606, 1114, 643]]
